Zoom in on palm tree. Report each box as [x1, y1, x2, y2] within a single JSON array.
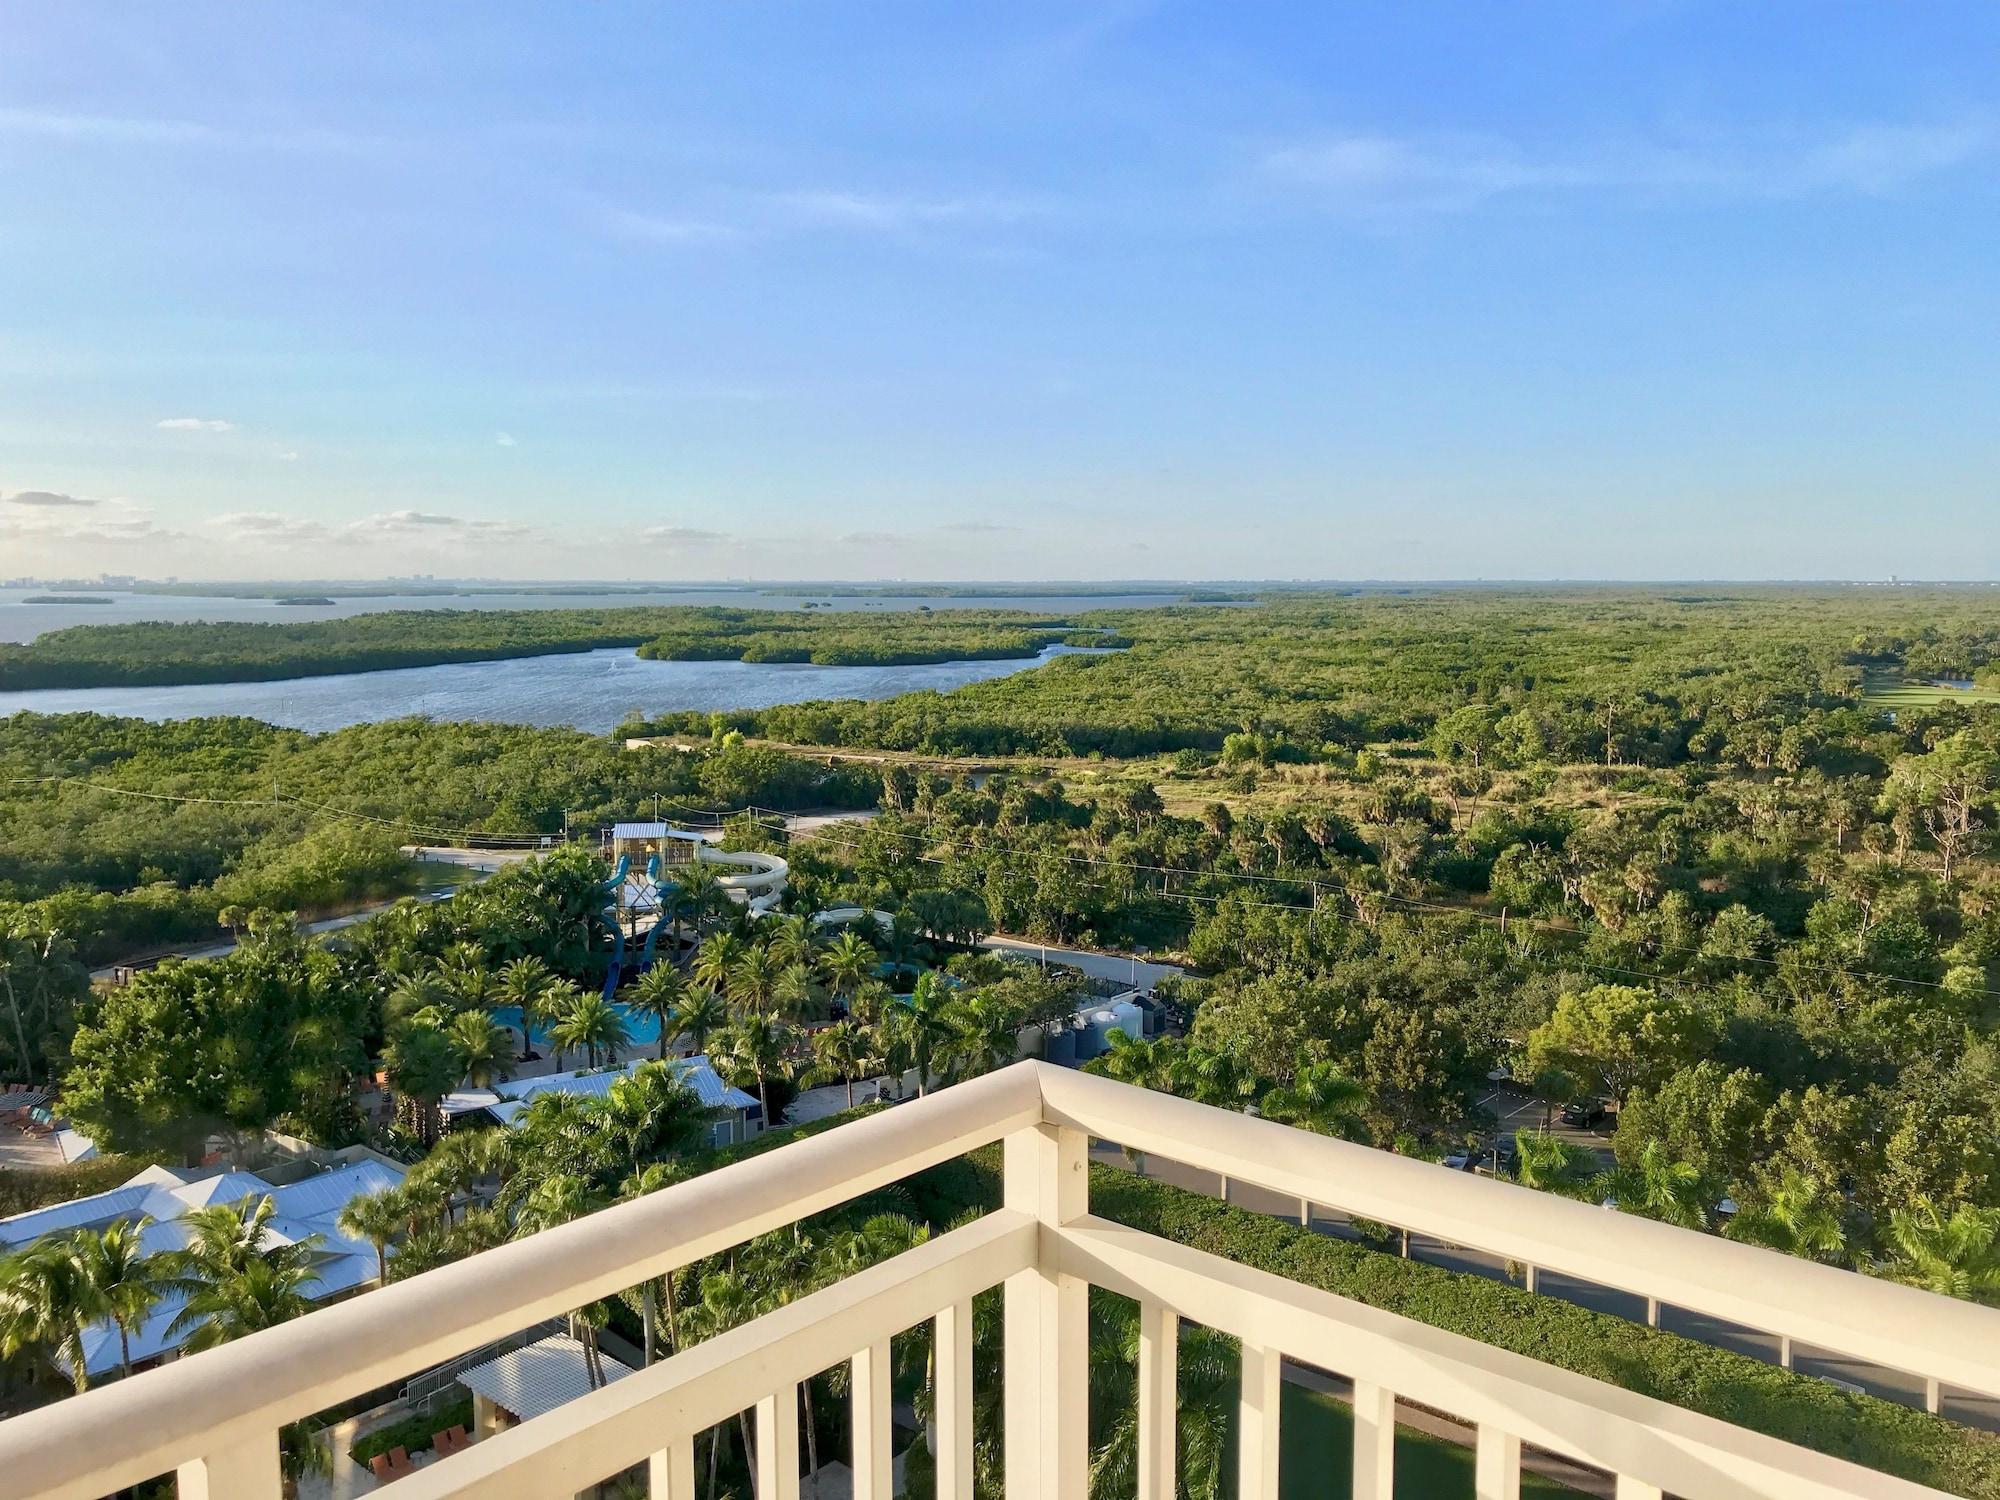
[[692, 932, 747, 995], [496, 955, 556, 1053], [385, 973, 455, 1035], [383, 1023, 460, 1145], [767, 913, 820, 974], [444, 1009, 513, 1089], [0, 1237, 102, 1393], [1086, 1300, 1236, 1500], [1177, 1044, 1258, 1111], [1882, 1199, 2000, 1304], [1600, 1141, 1711, 1231], [773, 961, 820, 1024], [554, 991, 632, 1071], [1261, 1062, 1370, 1141], [1091, 1031, 1183, 1090], [169, 1251, 321, 1353], [713, 1013, 793, 1125], [671, 986, 731, 1060], [71, 1218, 173, 1379], [539, 980, 586, 1067], [176, 1196, 285, 1281], [808, 1020, 878, 1108], [685, 1269, 763, 1500], [1512, 1129, 1598, 1199], [619, 1163, 690, 1362], [728, 945, 784, 1017], [166, 1198, 322, 1353], [600, 1064, 717, 1166], [941, 995, 1021, 1084], [629, 964, 688, 1060], [820, 930, 878, 1013], [338, 1189, 407, 1286], [1725, 1168, 1848, 1265], [886, 972, 956, 1096]]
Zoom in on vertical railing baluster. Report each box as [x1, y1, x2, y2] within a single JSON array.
[[853, 1338, 895, 1500], [176, 1434, 282, 1500], [649, 1432, 696, 1500], [756, 1384, 802, 1500], [1237, 1343, 1282, 1500], [935, 1299, 975, 1500], [1137, 1300, 1178, 1500], [1004, 1122, 1089, 1500], [1474, 1426, 1521, 1500], [1350, 1380, 1396, 1500]]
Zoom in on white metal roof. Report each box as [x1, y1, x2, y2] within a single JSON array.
[[456, 1334, 633, 1421], [486, 1056, 756, 1117], [0, 1156, 407, 1375]]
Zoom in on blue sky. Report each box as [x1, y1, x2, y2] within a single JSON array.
[[2, 2, 1997, 582]]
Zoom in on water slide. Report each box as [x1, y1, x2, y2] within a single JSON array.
[[599, 855, 631, 1000], [635, 858, 674, 971], [692, 844, 790, 916]]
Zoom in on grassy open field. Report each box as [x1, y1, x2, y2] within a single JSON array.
[[1280, 1380, 1587, 1498], [1860, 669, 2000, 710]]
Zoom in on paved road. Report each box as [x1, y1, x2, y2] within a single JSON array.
[[979, 935, 1182, 989], [1088, 1142, 2000, 1434], [88, 848, 512, 981]]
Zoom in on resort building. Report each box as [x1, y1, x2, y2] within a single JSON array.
[[440, 1055, 763, 1148], [0, 1154, 406, 1381]]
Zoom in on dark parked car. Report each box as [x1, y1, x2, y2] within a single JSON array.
[[1560, 1099, 1609, 1128]]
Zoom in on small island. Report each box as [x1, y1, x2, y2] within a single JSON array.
[[23, 594, 113, 605], [274, 596, 338, 606]]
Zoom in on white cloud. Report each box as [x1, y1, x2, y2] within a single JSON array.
[[209, 511, 331, 546], [1261, 117, 1992, 215], [276, 450, 300, 462], [495, 432, 517, 448], [3, 489, 96, 508], [1, 489, 175, 543], [938, 521, 1021, 535], [0, 107, 382, 154], [769, 188, 1047, 233], [157, 416, 236, 432], [350, 509, 530, 539], [600, 208, 742, 247], [639, 525, 732, 547]]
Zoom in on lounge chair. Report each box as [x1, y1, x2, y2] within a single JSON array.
[[370, 1453, 396, 1483]]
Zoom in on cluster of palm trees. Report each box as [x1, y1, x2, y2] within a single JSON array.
[[1094, 1032, 2000, 1305], [1515, 1133, 2000, 1299], [0, 1195, 324, 1392], [378, 945, 641, 1144]]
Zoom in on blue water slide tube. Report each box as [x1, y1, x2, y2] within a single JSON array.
[[599, 854, 633, 999]]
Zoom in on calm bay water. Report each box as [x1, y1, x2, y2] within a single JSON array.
[[0, 644, 1104, 733], [0, 587, 1201, 644]]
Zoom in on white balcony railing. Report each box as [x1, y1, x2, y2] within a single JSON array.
[[4, 1062, 1999, 1500]]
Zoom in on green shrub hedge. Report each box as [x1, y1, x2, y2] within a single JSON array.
[[350, 1394, 474, 1466], [903, 1148, 2000, 1500], [0, 1156, 153, 1218]]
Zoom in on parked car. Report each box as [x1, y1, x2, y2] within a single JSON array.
[[1560, 1099, 1609, 1128]]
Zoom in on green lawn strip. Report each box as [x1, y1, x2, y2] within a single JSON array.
[[1278, 1381, 1586, 1500]]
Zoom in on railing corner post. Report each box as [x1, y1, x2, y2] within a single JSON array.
[[1004, 1122, 1089, 1500], [176, 1434, 283, 1500]]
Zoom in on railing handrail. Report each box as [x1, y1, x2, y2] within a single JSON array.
[[1038, 1063, 2000, 1402], [3, 1058, 1997, 1500], [0, 1065, 1042, 1500], [1060, 1215, 1948, 1500]]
